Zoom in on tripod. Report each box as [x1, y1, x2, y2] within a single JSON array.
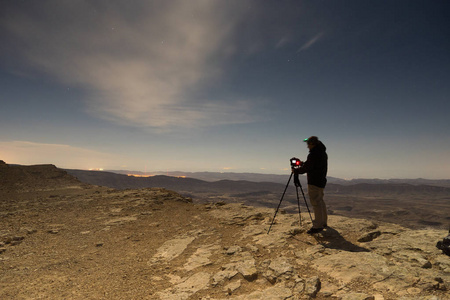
[[267, 171, 313, 234]]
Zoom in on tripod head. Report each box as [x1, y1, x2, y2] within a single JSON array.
[[290, 157, 303, 187]]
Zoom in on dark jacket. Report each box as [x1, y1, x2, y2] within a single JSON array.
[[296, 141, 328, 188]]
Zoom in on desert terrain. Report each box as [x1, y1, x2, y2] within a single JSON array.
[[67, 169, 450, 230], [1, 161, 449, 299]]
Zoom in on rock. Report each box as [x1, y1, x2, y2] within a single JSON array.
[[358, 231, 381, 243], [8, 236, 25, 246], [295, 244, 326, 260], [157, 272, 211, 300], [211, 266, 239, 287], [312, 252, 391, 285], [149, 235, 196, 264], [366, 228, 445, 256], [339, 292, 375, 300], [304, 276, 321, 298], [10, 240, 22, 246], [21, 228, 37, 235], [103, 216, 138, 225], [319, 281, 339, 297], [291, 277, 306, 295], [434, 256, 450, 272], [392, 251, 432, 269], [289, 227, 305, 236], [0, 247, 6, 254], [262, 257, 294, 284], [3, 236, 24, 244], [184, 245, 218, 271], [436, 231, 450, 256], [225, 246, 242, 255], [223, 280, 241, 294], [268, 257, 294, 277], [246, 243, 259, 253], [229, 284, 292, 300], [236, 257, 258, 281]]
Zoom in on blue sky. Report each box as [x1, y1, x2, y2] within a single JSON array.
[[1, 1, 449, 179]]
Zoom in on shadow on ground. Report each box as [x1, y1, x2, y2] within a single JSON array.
[[314, 227, 370, 252]]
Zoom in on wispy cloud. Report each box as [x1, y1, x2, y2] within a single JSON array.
[[276, 37, 290, 49], [1, 1, 253, 130], [0, 141, 120, 169], [297, 32, 324, 52]]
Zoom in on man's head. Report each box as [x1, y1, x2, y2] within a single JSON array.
[[303, 136, 319, 150]]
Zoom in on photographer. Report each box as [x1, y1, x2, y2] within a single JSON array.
[[294, 136, 328, 234]]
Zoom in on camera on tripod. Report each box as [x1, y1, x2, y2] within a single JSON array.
[[267, 156, 312, 234], [290, 157, 302, 169]]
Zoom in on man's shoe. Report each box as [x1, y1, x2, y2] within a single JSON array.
[[307, 227, 324, 235]]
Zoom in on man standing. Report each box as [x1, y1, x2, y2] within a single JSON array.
[[294, 136, 328, 234]]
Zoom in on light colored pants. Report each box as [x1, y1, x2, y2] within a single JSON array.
[[308, 184, 328, 228]]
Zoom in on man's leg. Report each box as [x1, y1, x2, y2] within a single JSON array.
[[308, 184, 327, 228]]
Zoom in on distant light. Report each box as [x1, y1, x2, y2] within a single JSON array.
[[127, 174, 155, 178]]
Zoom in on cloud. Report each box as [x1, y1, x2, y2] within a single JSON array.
[[1, 1, 253, 130], [0, 141, 120, 169], [297, 32, 324, 52], [276, 37, 290, 49]]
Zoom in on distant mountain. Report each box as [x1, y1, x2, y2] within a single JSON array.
[[106, 169, 450, 188], [325, 182, 450, 197], [65, 169, 290, 194], [332, 178, 450, 188], [1, 161, 82, 192], [106, 169, 293, 184], [66, 169, 450, 197]]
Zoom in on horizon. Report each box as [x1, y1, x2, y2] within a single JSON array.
[[5, 160, 448, 181], [1, 1, 449, 180], [106, 168, 450, 181]]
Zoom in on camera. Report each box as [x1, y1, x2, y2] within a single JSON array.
[[290, 157, 302, 169]]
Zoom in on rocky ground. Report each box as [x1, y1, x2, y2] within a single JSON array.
[[1, 162, 449, 299]]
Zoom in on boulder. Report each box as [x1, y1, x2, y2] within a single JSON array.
[[436, 231, 450, 256]]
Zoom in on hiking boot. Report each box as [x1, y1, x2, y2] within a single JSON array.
[[307, 227, 323, 235]]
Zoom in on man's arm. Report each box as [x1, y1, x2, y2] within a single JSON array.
[[296, 153, 314, 175]]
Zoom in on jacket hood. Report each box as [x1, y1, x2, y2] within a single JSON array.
[[312, 141, 326, 152]]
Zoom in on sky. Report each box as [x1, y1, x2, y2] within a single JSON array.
[[0, 1, 449, 179]]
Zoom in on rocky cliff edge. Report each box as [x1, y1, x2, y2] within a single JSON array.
[[0, 162, 449, 299]]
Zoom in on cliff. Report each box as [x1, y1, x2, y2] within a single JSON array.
[[0, 161, 448, 299]]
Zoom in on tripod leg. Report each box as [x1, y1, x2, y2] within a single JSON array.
[[298, 183, 313, 224], [267, 172, 293, 234], [295, 186, 302, 226]]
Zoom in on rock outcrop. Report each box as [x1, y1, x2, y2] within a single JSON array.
[[0, 161, 83, 192]]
